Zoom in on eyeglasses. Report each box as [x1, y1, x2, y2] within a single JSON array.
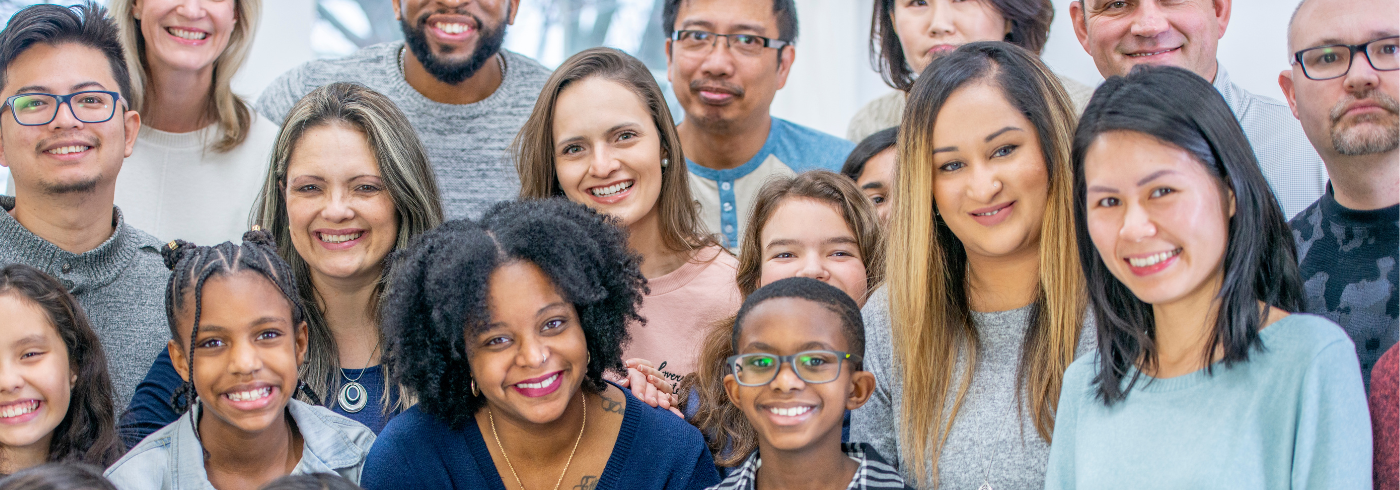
[[671, 30, 791, 57], [3, 91, 124, 126], [726, 350, 861, 387], [1292, 36, 1399, 81]]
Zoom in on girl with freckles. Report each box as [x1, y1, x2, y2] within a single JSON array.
[[516, 47, 741, 386], [105, 232, 375, 490], [0, 265, 122, 476], [1043, 65, 1371, 490], [362, 199, 720, 490]]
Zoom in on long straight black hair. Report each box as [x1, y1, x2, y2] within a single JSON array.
[[1071, 65, 1304, 406]]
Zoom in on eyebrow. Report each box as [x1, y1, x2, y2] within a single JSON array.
[[536, 302, 570, 317], [765, 236, 858, 248], [11, 81, 105, 95], [196, 317, 285, 333], [742, 341, 837, 352], [984, 126, 1022, 142], [678, 19, 767, 35], [1136, 169, 1177, 186], [1310, 32, 1399, 47], [860, 182, 885, 191], [11, 334, 48, 349]]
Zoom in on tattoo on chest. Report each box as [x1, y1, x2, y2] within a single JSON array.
[[573, 475, 599, 490], [600, 395, 624, 414]]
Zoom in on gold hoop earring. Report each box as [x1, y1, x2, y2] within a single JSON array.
[[471, 379, 479, 397]]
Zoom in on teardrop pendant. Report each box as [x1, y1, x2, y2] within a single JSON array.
[[978, 481, 994, 490]]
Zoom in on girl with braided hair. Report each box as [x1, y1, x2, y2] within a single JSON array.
[[0, 265, 123, 475], [105, 231, 375, 490]]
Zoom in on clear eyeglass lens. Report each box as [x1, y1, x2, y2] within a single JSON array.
[[795, 351, 842, 383], [1304, 46, 1353, 78], [11, 92, 115, 125], [678, 31, 766, 56], [1370, 39, 1400, 70], [732, 351, 844, 385]]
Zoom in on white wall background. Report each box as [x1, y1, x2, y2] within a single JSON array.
[[0, 0, 1308, 184]]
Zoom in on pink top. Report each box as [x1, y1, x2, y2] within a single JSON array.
[[626, 245, 741, 377]]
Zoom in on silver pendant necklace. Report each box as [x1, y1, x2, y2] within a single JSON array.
[[337, 336, 382, 414]]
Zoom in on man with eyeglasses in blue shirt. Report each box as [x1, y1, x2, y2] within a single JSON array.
[[1279, 0, 1398, 393], [664, 0, 855, 250], [0, 3, 170, 416]]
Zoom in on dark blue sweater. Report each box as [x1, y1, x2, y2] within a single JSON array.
[[362, 383, 721, 490]]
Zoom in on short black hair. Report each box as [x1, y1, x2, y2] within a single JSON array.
[[840, 127, 899, 182], [663, 0, 799, 43], [382, 199, 646, 429], [732, 277, 865, 368], [0, 2, 133, 103], [1073, 65, 1303, 406], [0, 463, 116, 490]]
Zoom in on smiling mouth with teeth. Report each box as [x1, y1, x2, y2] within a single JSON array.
[[435, 22, 472, 35], [320, 232, 363, 244], [0, 400, 39, 419], [1127, 248, 1182, 268], [590, 181, 634, 197], [516, 373, 559, 390], [46, 145, 90, 155], [768, 406, 813, 417], [167, 27, 208, 41], [225, 387, 272, 402], [1128, 47, 1178, 57]]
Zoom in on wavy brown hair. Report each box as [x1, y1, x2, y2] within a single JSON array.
[[0, 265, 122, 472], [870, 0, 1052, 91], [515, 47, 713, 255], [889, 42, 1084, 486], [680, 170, 884, 466]]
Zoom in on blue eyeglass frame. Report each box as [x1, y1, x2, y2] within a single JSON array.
[[2, 90, 125, 126]]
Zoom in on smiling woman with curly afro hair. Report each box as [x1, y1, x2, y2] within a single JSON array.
[[363, 198, 720, 490]]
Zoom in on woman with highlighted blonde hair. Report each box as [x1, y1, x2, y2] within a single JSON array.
[[107, 0, 280, 245], [850, 42, 1092, 489]]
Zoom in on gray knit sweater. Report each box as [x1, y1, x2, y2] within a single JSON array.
[[255, 42, 552, 220], [851, 287, 1096, 490], [0, 196, 170, 412]]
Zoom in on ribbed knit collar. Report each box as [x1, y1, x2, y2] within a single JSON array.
[[0, 195, 159, 294], [1319, 184, 1400, 228]]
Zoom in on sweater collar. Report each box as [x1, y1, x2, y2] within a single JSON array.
[[0, 195, 159, 294]]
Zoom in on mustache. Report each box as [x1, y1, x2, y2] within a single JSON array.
[[35, 132, 99, 153], [413, 7, 481, 30], [689, 79, 744, 98], [1331, 88, 1400, 124]]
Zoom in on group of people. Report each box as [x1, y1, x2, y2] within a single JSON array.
[[0, 0, 1392, 489]]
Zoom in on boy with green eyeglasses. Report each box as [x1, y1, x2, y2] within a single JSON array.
[[710, 277, 911, 490]]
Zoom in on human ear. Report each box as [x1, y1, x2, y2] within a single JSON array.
[[294, 321, 309, 365], [122, 109, 141, 158], [845, 370, 875, 411], [1070, 1, 1091, 54], [775, 46, 795, 89], [507, 0, 521, 25], [1279, 69, 1301, 120], [168, 339, 190, 383], [722, 373, 742, 405]]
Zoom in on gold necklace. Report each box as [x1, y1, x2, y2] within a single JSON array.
[[489, 392, 587, 490]]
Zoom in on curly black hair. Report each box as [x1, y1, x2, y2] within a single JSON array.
[[382, 198, 647, 429]]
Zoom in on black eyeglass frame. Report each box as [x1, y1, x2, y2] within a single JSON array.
[[670, 30, 792, 54], [2, 90, 126, 126], [725, 350, 862, 387], [1292, 35, 1399, 81]]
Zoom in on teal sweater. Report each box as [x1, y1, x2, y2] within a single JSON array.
[[1044, 314, 1372, 490]]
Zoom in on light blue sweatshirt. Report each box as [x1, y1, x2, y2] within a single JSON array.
[[1044, 313, 1372, 490]]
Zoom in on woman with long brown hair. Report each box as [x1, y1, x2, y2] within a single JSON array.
[[850, 42, 1092, 489], [516, 47, 739, 380]]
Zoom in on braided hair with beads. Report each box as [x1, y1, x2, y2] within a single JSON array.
[[160, 228, 321, 425]]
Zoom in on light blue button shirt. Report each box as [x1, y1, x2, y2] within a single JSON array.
[[106, 399, 376, 490], [1212, 66, 1329, 220]]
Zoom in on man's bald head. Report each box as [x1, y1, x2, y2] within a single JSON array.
[[1288, 0, 1319, 54]]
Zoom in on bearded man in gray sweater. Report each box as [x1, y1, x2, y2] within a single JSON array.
[[256, 0, 551, 220], [0, 4, 170, 413]]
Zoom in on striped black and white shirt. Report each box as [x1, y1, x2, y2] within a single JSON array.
[[705, 442, 913, 490]]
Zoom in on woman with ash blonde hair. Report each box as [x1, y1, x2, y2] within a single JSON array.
[[107, 0, 280, 245], [851, 42, 1092, 489], [121, 82, 443, 444]]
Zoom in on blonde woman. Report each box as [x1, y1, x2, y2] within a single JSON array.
[[107, 0, 278, 244], [850, 42, 1092, 489]]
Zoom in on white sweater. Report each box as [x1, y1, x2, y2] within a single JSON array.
[[113, 112, 279, 245]]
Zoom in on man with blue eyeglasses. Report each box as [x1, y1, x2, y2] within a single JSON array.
[[0, 3, 170, 416], [664, 0, 855, 250]]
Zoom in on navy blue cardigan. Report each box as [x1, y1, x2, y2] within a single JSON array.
[[362, 383, 721, 490]]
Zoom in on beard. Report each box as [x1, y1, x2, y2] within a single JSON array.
[[42, 176, 99, 195], [401, 11, 507, 85], [1330, 88, 1400, 156]]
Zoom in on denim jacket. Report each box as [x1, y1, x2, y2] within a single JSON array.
[[105, 399, 376, 489]]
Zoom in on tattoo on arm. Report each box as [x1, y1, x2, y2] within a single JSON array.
[[600, 395, 624, 414], [574, 475, 599, 490]]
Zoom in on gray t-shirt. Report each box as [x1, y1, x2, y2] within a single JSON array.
[[851, 286, 1096, 490], [0, 196, 170, 412], [255, 42, 552, 219]]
